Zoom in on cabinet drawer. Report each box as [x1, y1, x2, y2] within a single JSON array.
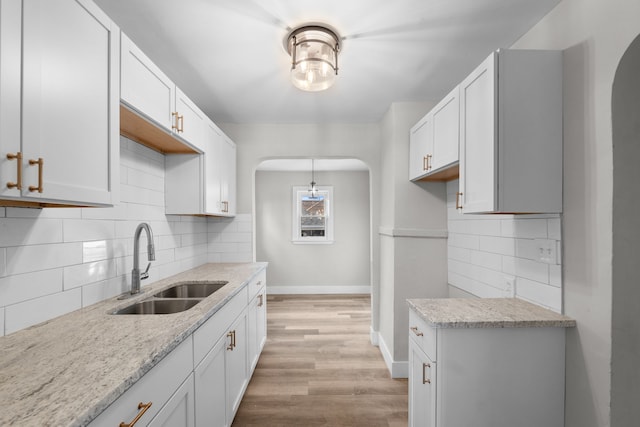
[[409, 309, 436, 360], [90, 336, 193, 427], [193, 286, 248, 366], [247, 270, 266, 301]]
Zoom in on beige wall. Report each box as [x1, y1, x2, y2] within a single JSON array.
[[512, 0, 640, 425], [254, 170, 370, 291]]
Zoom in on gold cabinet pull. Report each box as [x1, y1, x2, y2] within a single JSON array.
[[226, 331, 234, 350], [410, 326, 423, 337], [422, 155, 428, 171], [6, 152, 22, 190], [258, 294, 264, 307], [232, 330, 236, 349], [426, 154, 432, 170], [422, 363, 431, 384], [455, 191, 463, 210], [171, 112, 184, 133], [119, 401, 152, 427], [28, 158, 43, 193], [221, 200, 228, 212]]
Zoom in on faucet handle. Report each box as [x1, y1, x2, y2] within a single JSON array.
[[140, 262, 151, 280]]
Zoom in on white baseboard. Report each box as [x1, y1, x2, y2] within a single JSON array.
[[378, 334, 409, 379], [267, 285, 371, 295], [370, 326, 379, 346]]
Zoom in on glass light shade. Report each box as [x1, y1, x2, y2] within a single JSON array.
[[287, 26, 340, 92]]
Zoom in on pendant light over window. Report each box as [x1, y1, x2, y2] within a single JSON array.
[[286, 25, 341, 92], [309, 159, 318, 197]]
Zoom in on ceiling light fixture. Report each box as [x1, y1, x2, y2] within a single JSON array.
[[286, 25, 341, 92]]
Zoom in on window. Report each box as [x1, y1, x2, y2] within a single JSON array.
[[292, 186, 334, 243]]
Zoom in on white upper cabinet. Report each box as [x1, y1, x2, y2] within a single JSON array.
[[458, 49, 562, 214], [409, 114, 433, 180], [1, 0, 119, 206], [120, 32, 175, 132], [165, 119, 237, 217], [409, 85, 459, 181], [120, 33, 204, 153]]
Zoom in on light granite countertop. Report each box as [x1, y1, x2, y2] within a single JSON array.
[[0, 262, 267, 427], [407, 298, 576, 328]]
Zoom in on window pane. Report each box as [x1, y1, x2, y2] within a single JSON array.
[[300, 195, 325, 237]]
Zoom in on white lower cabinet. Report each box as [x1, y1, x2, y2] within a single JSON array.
[[149, 374, 195, 427], [247, 271, 267, 372], [89, 337, 194, 427], [225, 311, 248, 424], [194, 333, 228, 427], [408, 308, 566, 427]]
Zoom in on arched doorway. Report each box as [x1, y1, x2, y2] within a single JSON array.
[[611, 33, 640, 426]]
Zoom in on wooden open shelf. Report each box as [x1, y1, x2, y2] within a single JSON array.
[[120, 104, 198, 154]]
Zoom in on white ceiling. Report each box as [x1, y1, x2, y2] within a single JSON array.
[[94, 0, 561, 124]]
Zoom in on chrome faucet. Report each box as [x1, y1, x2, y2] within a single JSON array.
[[131, 222, 155, 295]]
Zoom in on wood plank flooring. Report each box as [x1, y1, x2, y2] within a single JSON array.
[[232, 294, 408, 427]]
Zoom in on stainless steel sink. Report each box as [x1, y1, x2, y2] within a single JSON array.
[[152, 281, 228, 299], [114, 299, 200, 315]]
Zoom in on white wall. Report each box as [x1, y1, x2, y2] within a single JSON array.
[[446, 180, 563, 311], [511, 0, 640, 425], [255, 170, 370, 293], [0, 137, 251, 336]]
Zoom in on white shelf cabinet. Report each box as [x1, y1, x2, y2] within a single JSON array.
[[409, 85, 459, 181], [120, 33, 205, 152], [165, 119, 236, 216], [0, 0, 119, 207], [458, 49, 562, 213], [408, 308, 566, 427]]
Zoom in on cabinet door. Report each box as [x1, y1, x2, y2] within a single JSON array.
[[175, 87, 206, 152], [409, 340, 436, 427], [431, 86, 459, 171], [21, 0, 119, 205], [220, 136, 237, 216], [459, 52, 497, 213], [204, 120, 224, 215], [0, 0, 21, 200], [121, 33, 175, 132], [195, 335, 228, 427], [226, 311, 248, 426], [247, 287, 266, 373], [149, 374, 195, 427], [409, 115, 433, 180]]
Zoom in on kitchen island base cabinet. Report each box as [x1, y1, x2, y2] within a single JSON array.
[[408, 309, 566, 427]]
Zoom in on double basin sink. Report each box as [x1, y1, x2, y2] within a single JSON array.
[[114, 281, 228, 315]]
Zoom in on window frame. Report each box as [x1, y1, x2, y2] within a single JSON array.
[[292, 185, 334, 244]]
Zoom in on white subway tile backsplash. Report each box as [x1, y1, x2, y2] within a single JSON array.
[[447, 180, 562, 312], [83, 240, 115, 263], [63, 219, 115, 242], [6, 243, 83, 276], [81, 276, 128, 307], [64, 259, 117, 290], [478, 236, 515, 256], [6, 206, 81, 219], [0, 248, 6, 277], [516, 278, 562, 312], [0, 269, 64, 306], [219, 232, 252, 244], [5, 288, 82, 335], [0, 218, 63, 246]]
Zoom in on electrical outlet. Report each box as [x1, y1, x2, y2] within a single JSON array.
[[535, 239, 557, 264], [504, 276, 516, 298]]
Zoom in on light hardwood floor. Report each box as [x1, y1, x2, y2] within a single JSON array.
[[232, 294, 408, 427]]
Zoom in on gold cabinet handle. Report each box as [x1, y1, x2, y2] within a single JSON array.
[[258, 294, 264, 307], [422, 363, 431, 384], [226, 330, 234, 351], [171, 112, 183, 133], [119, 401, 152, 427], [221, 201, 228, 212], [410, 326, 423, 337], [6, 152, 22, 190], [28, 158, 43, 193], [423, 155, 428, 171], [426, 154, 432, 171], [455, 191, 463, 210]]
